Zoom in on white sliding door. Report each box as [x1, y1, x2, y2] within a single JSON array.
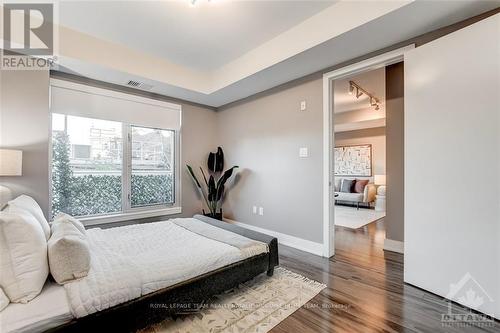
[[405, 13, 499, 320]]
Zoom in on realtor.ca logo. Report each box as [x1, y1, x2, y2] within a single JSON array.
[[2, 2, 57, 70], [442, 273, 495, 328]]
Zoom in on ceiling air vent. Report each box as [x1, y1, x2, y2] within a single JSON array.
[[126, 80, 141, 87], [125, 80, 153, 91]]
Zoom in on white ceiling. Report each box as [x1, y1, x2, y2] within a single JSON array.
[[333, 68, 386, 133], [59, 1, 335, 71], [334, 68, 385, 114], [48, 0, 500, 107], [334, 118, 386, 133]]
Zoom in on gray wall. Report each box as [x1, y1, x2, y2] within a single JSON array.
[[385, 62, 405, 242], [216, 79, 323, 243], [0, 69, 217, 220], [216, 68, 400, 246], [0, 69, 51, 213], [180, 104, 217, 218]]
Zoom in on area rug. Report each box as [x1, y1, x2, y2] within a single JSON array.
[[140, 267, 326, 333], [334, 205, 385, 229]]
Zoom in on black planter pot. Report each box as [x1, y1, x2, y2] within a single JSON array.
[[203, 210, 223, 221]]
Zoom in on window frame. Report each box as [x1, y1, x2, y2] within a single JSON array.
[[48, 82, 182, 226], [123, 124, 178, 213]]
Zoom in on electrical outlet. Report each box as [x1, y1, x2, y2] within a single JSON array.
[[300, 100, 307, 111], [252, 206, 257, 214], [258, 207, 264, 216]]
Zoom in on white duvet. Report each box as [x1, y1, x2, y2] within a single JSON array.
[[64, 218, 266, 318]]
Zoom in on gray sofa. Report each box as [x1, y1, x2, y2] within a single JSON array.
[[334, 177, 376, 209]]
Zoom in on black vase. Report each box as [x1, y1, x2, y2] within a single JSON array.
[[203, 209, 223, 221]]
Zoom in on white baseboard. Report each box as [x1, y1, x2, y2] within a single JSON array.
[[383, 238, 404, 254], [224, 218, 324, 256]]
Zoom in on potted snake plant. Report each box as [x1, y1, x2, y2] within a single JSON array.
[[186, 147, 238, 220]]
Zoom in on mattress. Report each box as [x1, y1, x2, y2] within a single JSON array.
[[0, 282, 73, 333], [64, 218, 268, 318]]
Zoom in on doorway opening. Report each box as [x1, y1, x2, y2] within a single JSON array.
[[333, 68, 386, 232], [322, 46, 411, 257]]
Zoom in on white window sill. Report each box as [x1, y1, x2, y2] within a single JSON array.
[[79, 207, 182, 226]]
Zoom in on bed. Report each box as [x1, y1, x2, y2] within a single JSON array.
[[0, 215, 278, 333]]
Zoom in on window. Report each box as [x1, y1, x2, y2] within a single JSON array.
[[51, 114, 177, 219], [51, 114, 123, 217], [50, 79, 181, 222], [131, 126, 174, 208]]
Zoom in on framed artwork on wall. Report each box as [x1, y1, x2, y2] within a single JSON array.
[[334, 144, 372, 176]]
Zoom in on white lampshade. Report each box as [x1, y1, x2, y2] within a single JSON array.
[[0, 149, 23, 176], [374, 174, 386, 186]]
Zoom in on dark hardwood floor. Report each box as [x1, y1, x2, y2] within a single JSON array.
[[271, 218, 499, 333]]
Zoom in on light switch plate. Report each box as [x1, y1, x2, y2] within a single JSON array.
[[252, 206, 257, 214], [300, 100, 307, 111], [258, 207, 264, 216], [299, 147, 309, 158]]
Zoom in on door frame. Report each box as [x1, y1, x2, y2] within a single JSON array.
[[322, 45, 414, 257]]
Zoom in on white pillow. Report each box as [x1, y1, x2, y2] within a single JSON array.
[[53, 213, 86, 235], [0, 287, 9, 312], [48, 218, 91, 284], [7, 195, 50, 241], [0, 211, 49, 303]]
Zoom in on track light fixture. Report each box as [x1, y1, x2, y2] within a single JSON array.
[[356, 87, 363, 98], [349, 80, 381, 111]]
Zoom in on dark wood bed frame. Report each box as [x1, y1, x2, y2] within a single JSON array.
[[46, 215, 279, 333]]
